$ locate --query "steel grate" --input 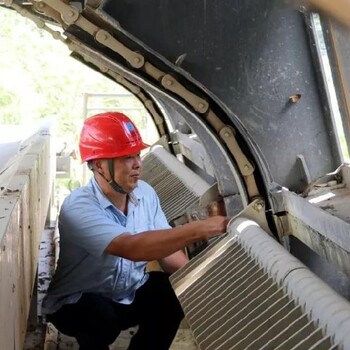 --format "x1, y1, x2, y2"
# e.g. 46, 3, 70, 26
171, 218, 350, 349
142, 146, 213, 222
